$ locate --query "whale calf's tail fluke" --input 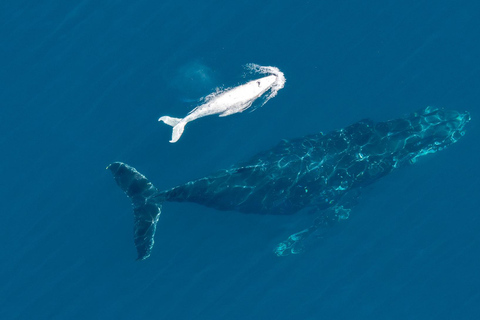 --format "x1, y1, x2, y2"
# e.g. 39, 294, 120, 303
107, 162, 164, 260
158, 116, 187, 143
159, 116, 181, 127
